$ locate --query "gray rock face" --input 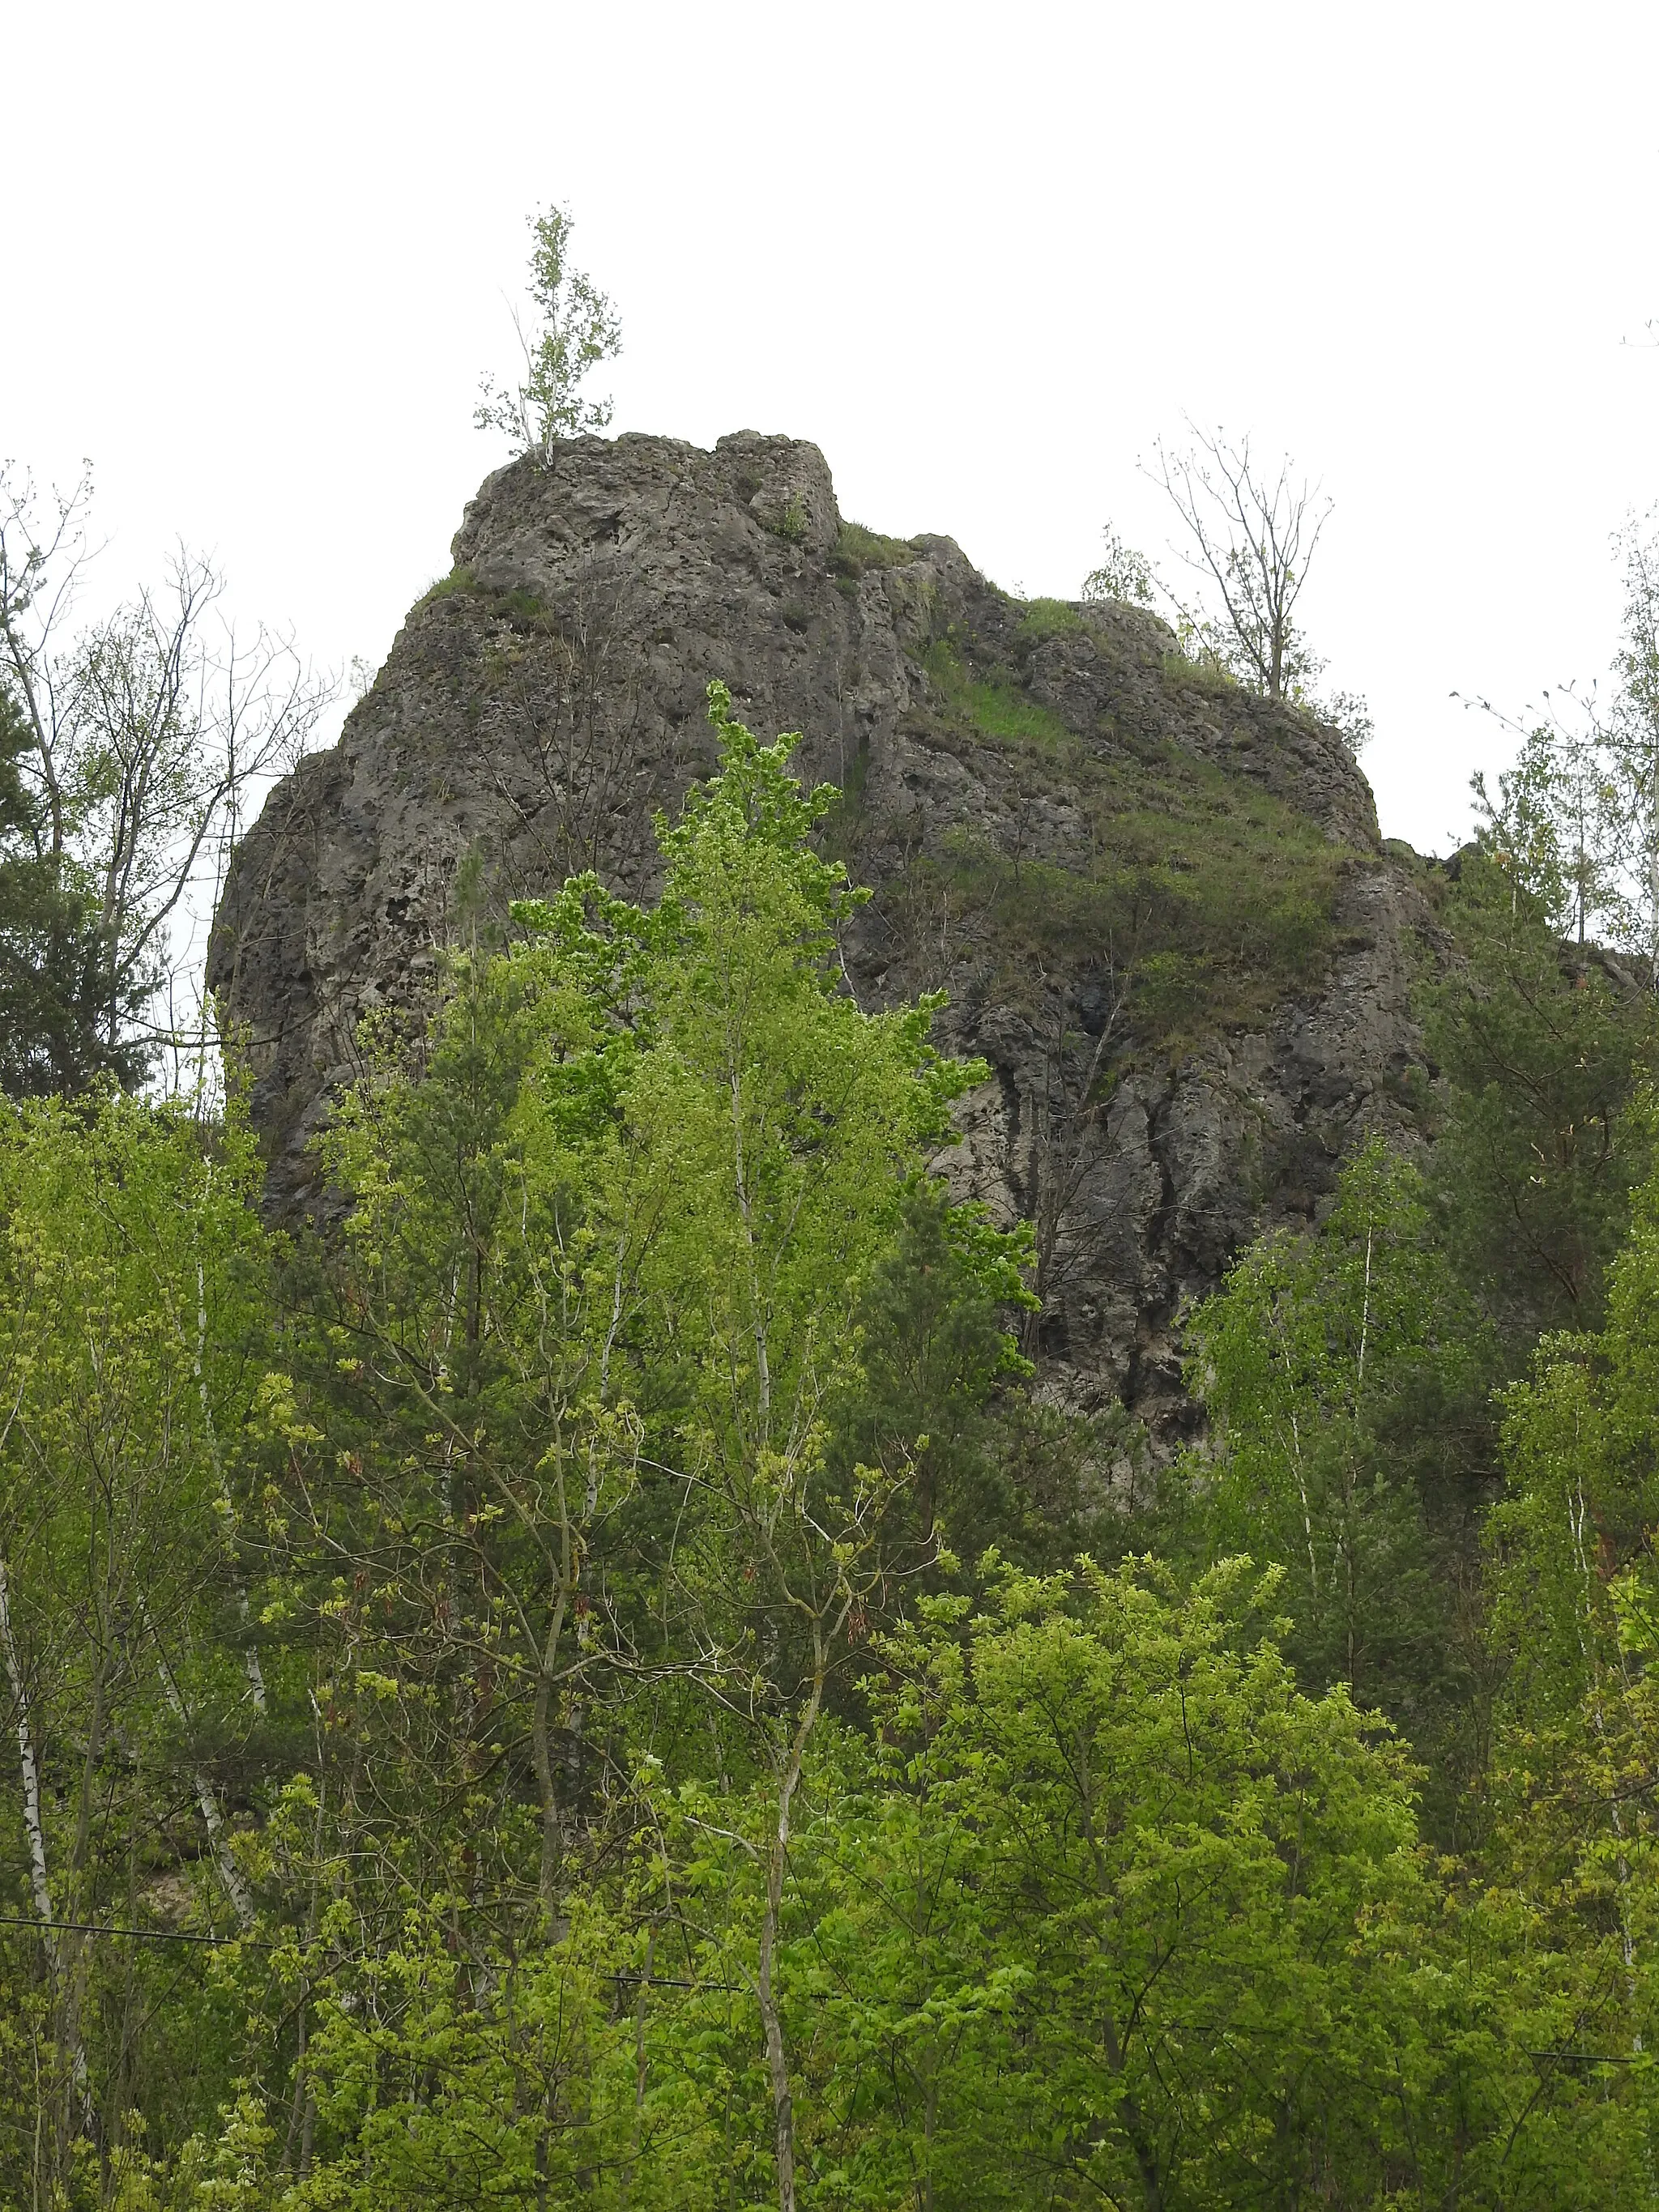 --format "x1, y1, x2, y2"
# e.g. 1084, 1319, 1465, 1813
211, 430, 1435, 1446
